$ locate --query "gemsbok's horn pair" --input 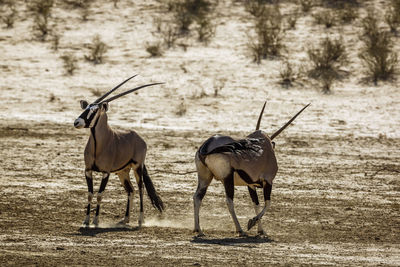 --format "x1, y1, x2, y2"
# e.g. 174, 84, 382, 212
74, 75, 164, 227
74, 75, 309, 236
